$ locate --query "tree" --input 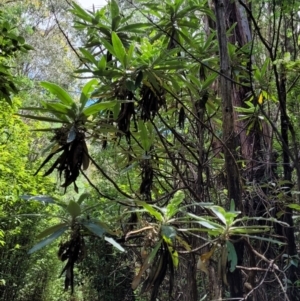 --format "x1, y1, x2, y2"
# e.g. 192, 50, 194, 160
9, 0, 300, 300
